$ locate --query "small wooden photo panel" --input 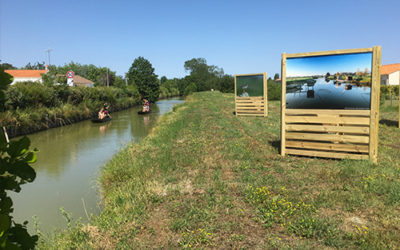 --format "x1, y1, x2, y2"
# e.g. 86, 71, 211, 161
234, 73, 267, 117
281, 47, 381, 162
